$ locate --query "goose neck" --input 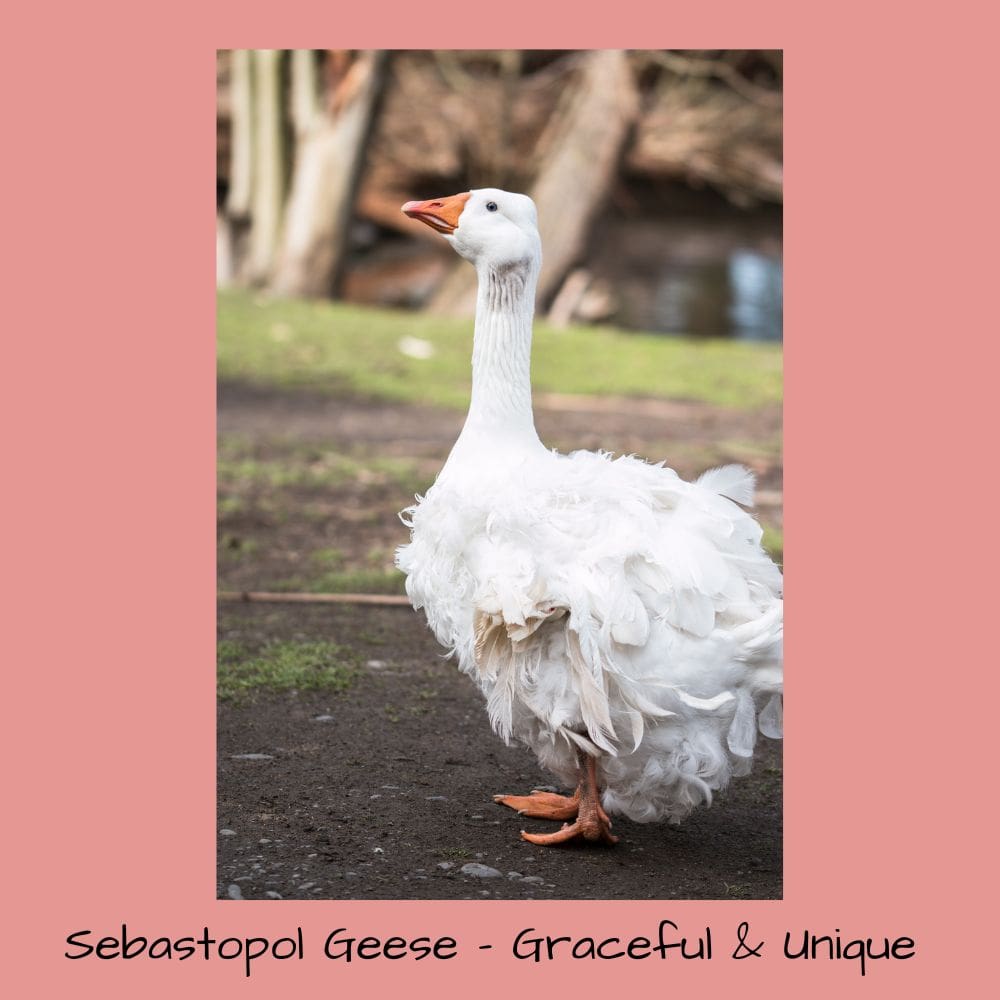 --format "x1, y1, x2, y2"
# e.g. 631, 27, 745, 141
466, 261, 539, 437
